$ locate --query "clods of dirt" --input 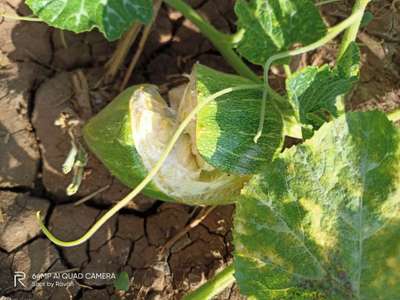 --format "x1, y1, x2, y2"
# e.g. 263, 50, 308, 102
0, 191, 50, 252
32, 72, 127, 203
0, 63, 47, 188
